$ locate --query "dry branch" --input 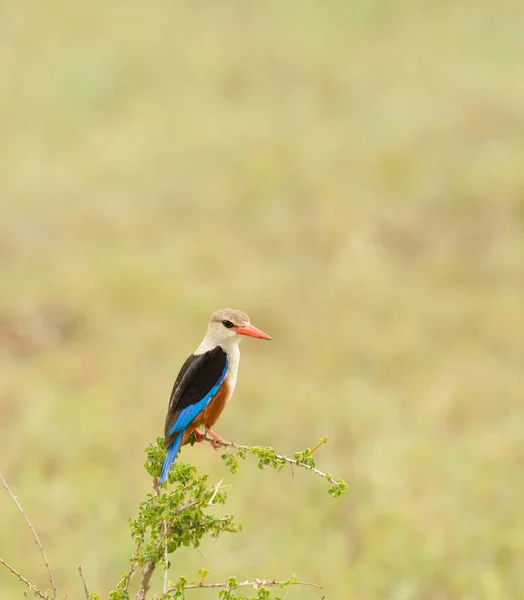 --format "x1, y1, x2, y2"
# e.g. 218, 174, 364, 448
78, 565, 90, 599
0, 557, 49, 600
0, 472, 57, 598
